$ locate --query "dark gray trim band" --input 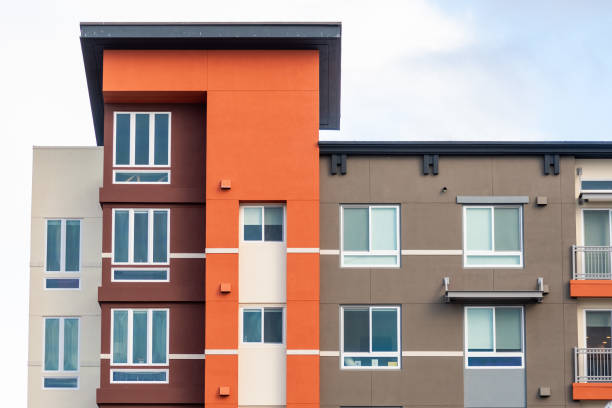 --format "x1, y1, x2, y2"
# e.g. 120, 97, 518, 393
456, 196, 529, 204
444, 290, 544, 303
